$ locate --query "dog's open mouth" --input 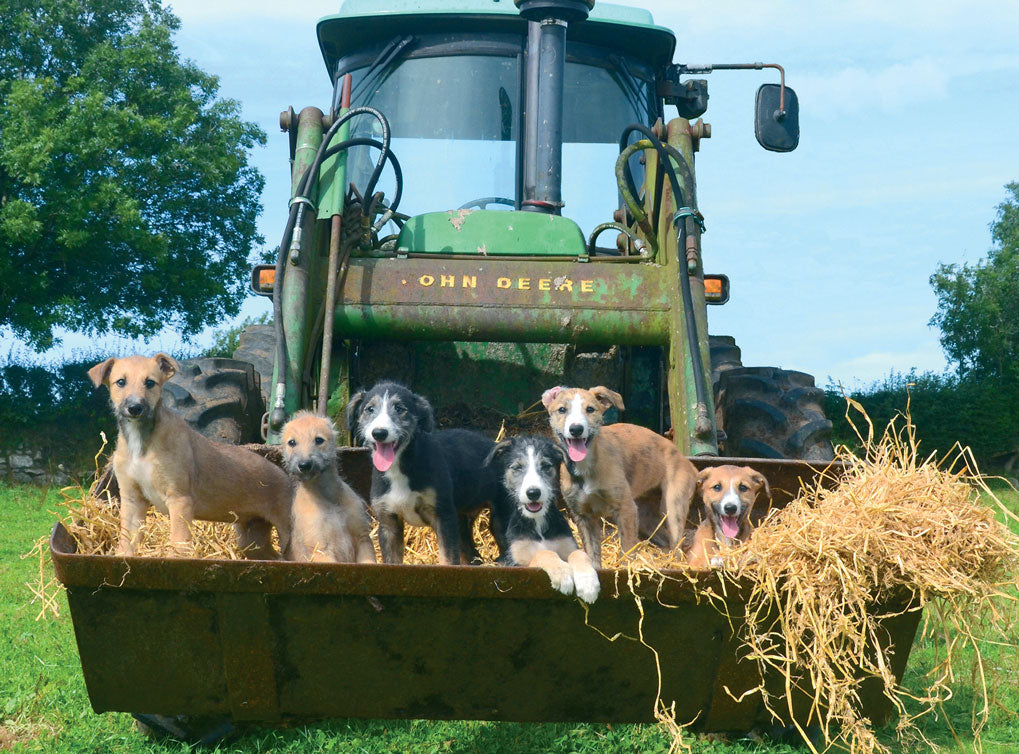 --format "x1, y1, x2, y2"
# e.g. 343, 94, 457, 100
565, 437, 588, 462
372, 441, 399, 472
719, 514, 740, 539
525, 501, 543, 513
